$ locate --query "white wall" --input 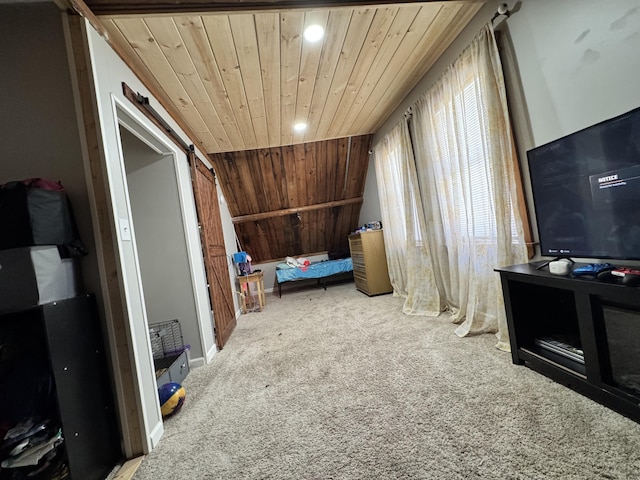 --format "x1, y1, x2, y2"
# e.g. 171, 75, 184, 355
0, 3, 101, 298
370, 0, 640, 261
358, 153, 382, 228
506, 0, 640, 147
217, 187, 244, 319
